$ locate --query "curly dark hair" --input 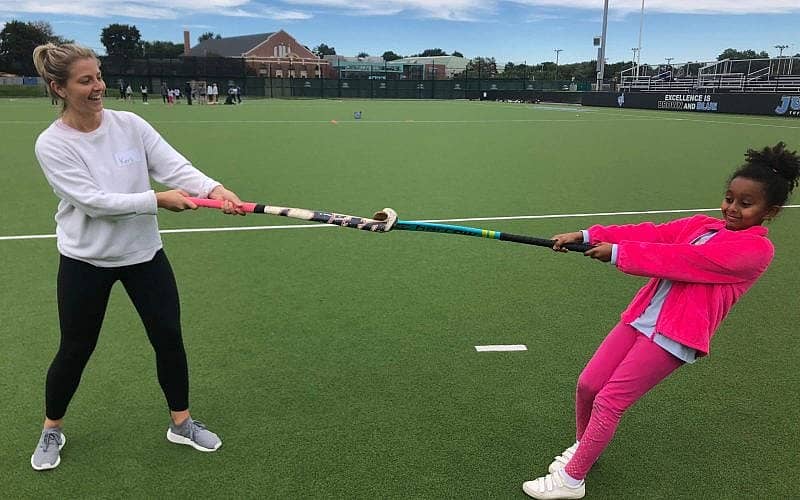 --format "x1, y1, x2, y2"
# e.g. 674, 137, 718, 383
729, 142, 800, 208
